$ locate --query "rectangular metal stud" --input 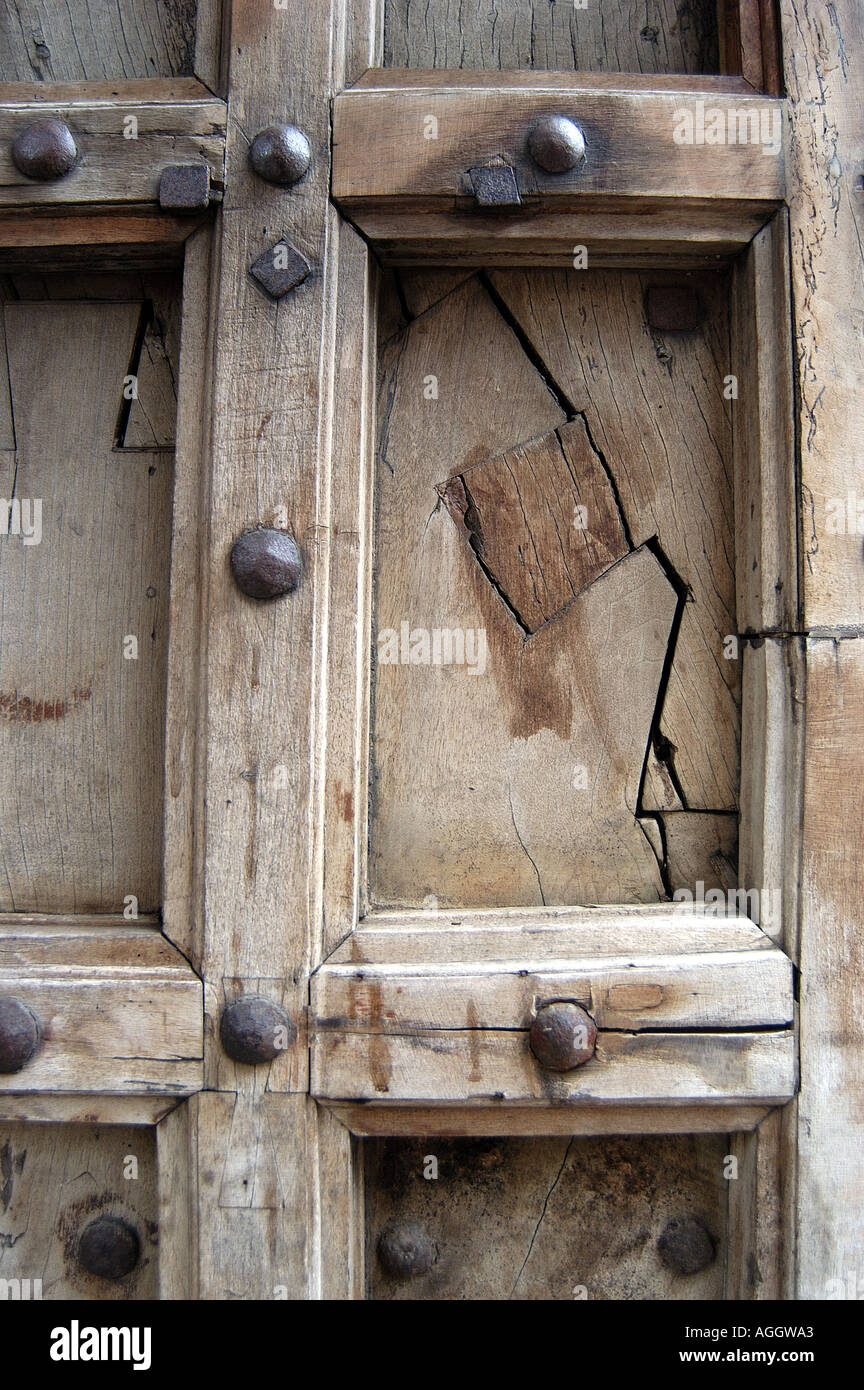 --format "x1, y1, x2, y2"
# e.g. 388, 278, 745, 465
468, 163, 521, 207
